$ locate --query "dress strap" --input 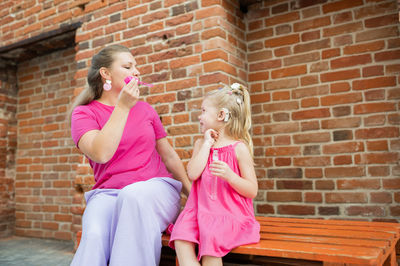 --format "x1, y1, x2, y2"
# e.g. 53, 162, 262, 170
232, 141, 242, 148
